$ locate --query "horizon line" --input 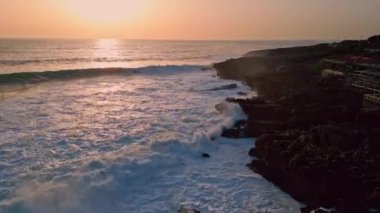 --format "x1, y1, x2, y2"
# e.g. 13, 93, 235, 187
0, 36, 343, 42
